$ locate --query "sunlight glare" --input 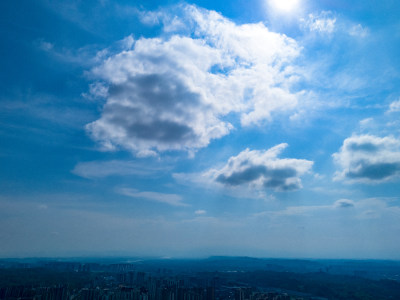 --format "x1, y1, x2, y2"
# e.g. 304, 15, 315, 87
269, 0, 301, 13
